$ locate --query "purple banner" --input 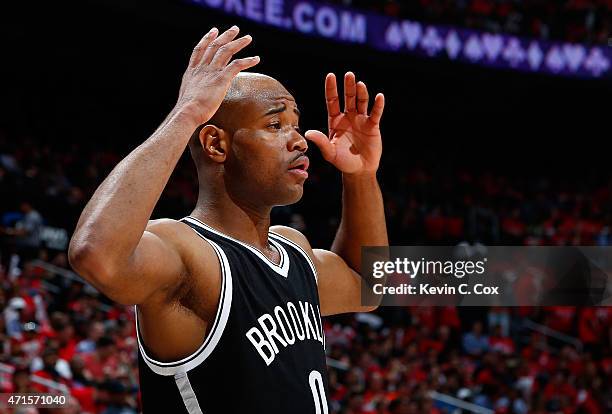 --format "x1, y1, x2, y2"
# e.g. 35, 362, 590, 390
186, 0, 611, 78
